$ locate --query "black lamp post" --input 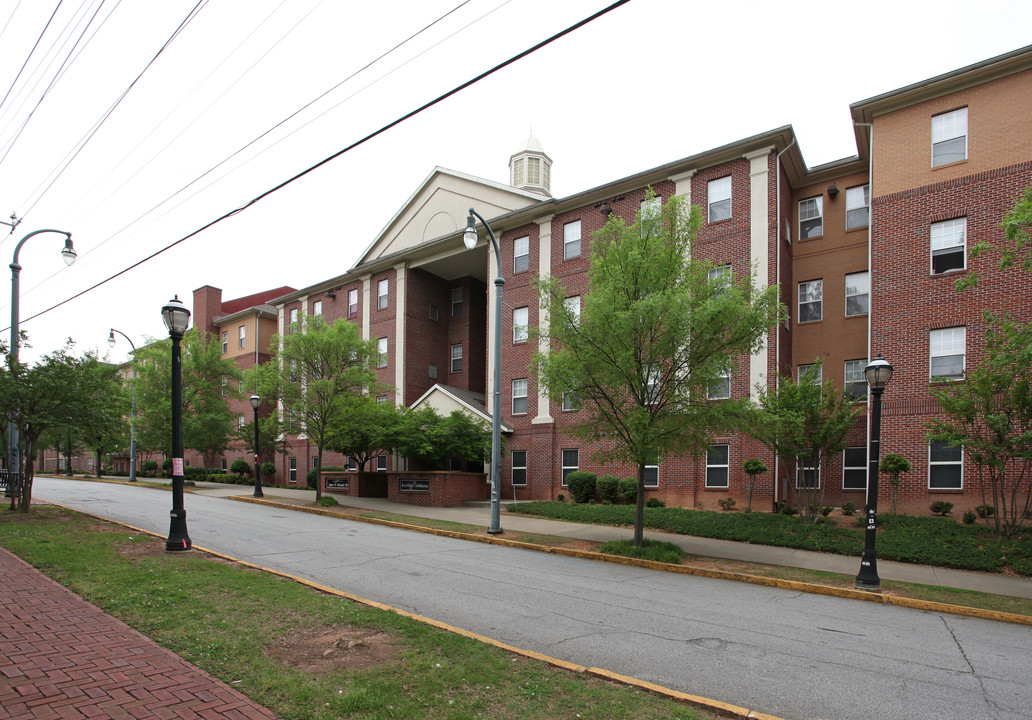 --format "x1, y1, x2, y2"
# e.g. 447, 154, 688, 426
464, 208, 503, 535
162, 295, 192, 552
108, 329, 137, 482
856, 354, 893, 591
250, 394, 263, 498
